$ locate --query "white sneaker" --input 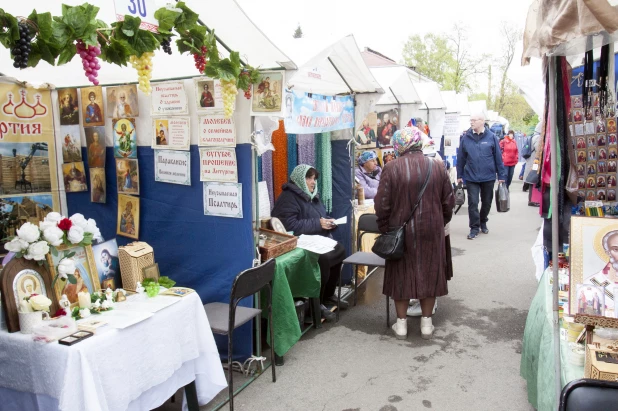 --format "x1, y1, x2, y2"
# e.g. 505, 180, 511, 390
392, 318, 407, 340
420, 316, 434, 340
407, 300, 438, 317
